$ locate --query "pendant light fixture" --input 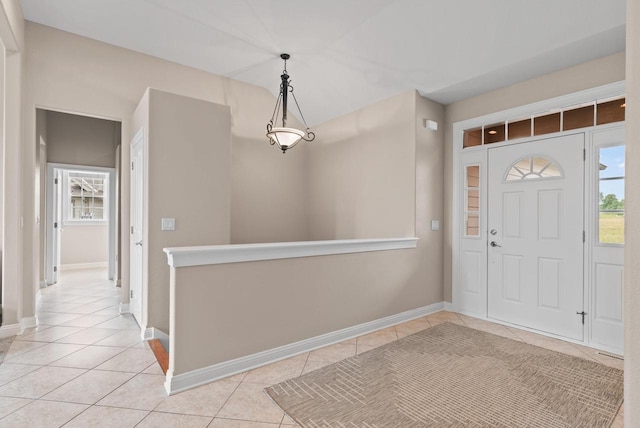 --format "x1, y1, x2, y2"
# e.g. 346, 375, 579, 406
266, 54, 315, 153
